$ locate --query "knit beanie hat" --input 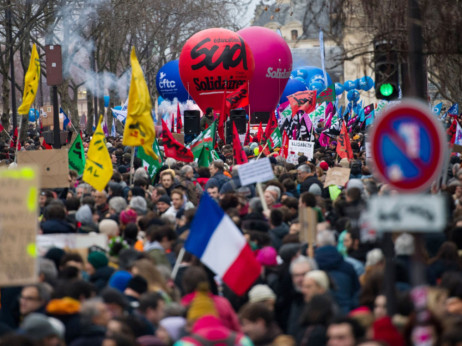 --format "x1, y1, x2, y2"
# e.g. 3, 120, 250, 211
248, 284, 276, 303
109, 270, 133, 292
187, 283, 218, 322
129, 196, 147, 215
120, 209, 138, 225
319, 161, 329, 171
87, 251, 108, 269
256, 246, 278, 266
99, 219, 120, 238
127, 275, 148, 295
159, 316, 187, 341
157, 195, 171, 205
76, 204, 93, 225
